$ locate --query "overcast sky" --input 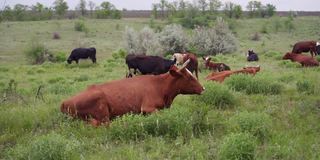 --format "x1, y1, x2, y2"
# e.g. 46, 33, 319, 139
2, 0, 320, 11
